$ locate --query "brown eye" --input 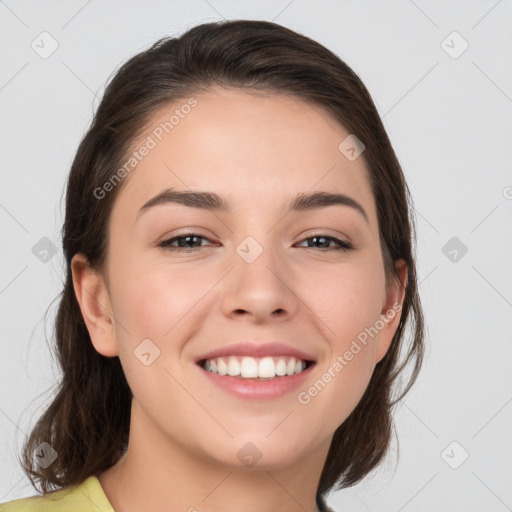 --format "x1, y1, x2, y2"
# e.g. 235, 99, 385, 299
159, 233, 213, 252
296, 235, 353, 252
158, 233, 354, 253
